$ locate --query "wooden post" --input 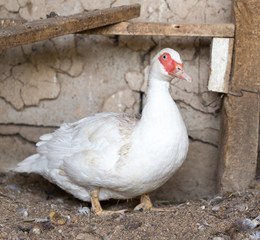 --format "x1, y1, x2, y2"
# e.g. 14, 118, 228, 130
218, 0, 260, 192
